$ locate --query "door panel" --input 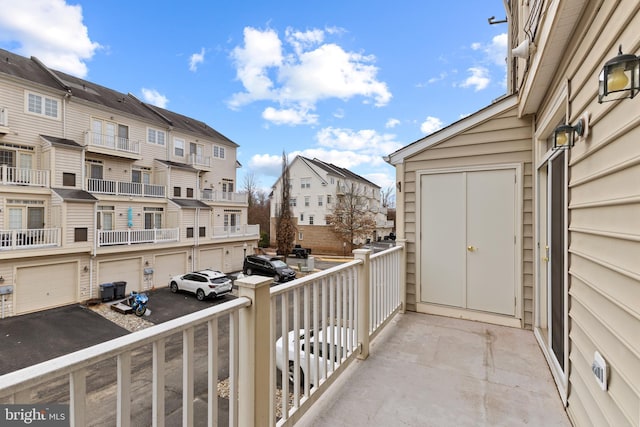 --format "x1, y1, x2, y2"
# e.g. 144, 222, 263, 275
550, 151, 565, 369
467, 169, 515, 315
420, 173, 466, 307
16, 263, 77, 314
